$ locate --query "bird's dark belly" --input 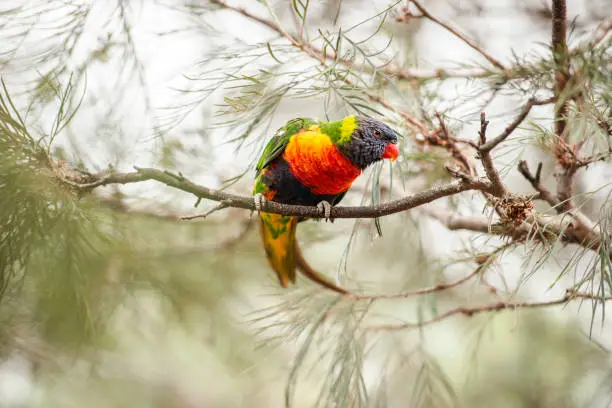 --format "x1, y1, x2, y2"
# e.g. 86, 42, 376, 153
263, 158, 345, 206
